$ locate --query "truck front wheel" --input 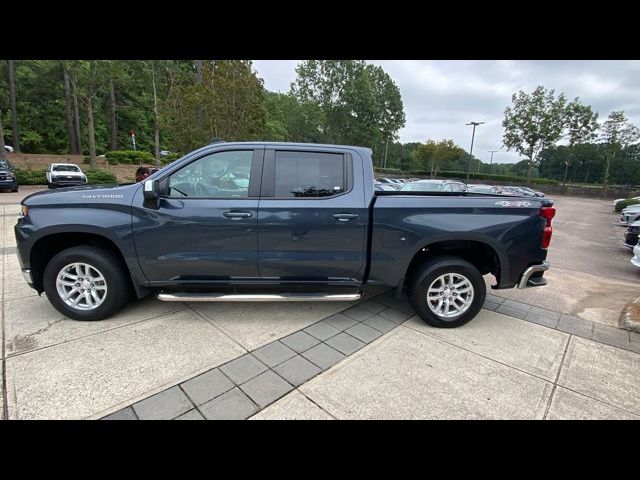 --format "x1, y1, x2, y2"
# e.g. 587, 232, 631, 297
408, 255, 486, 328
43, 246, 131, 321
